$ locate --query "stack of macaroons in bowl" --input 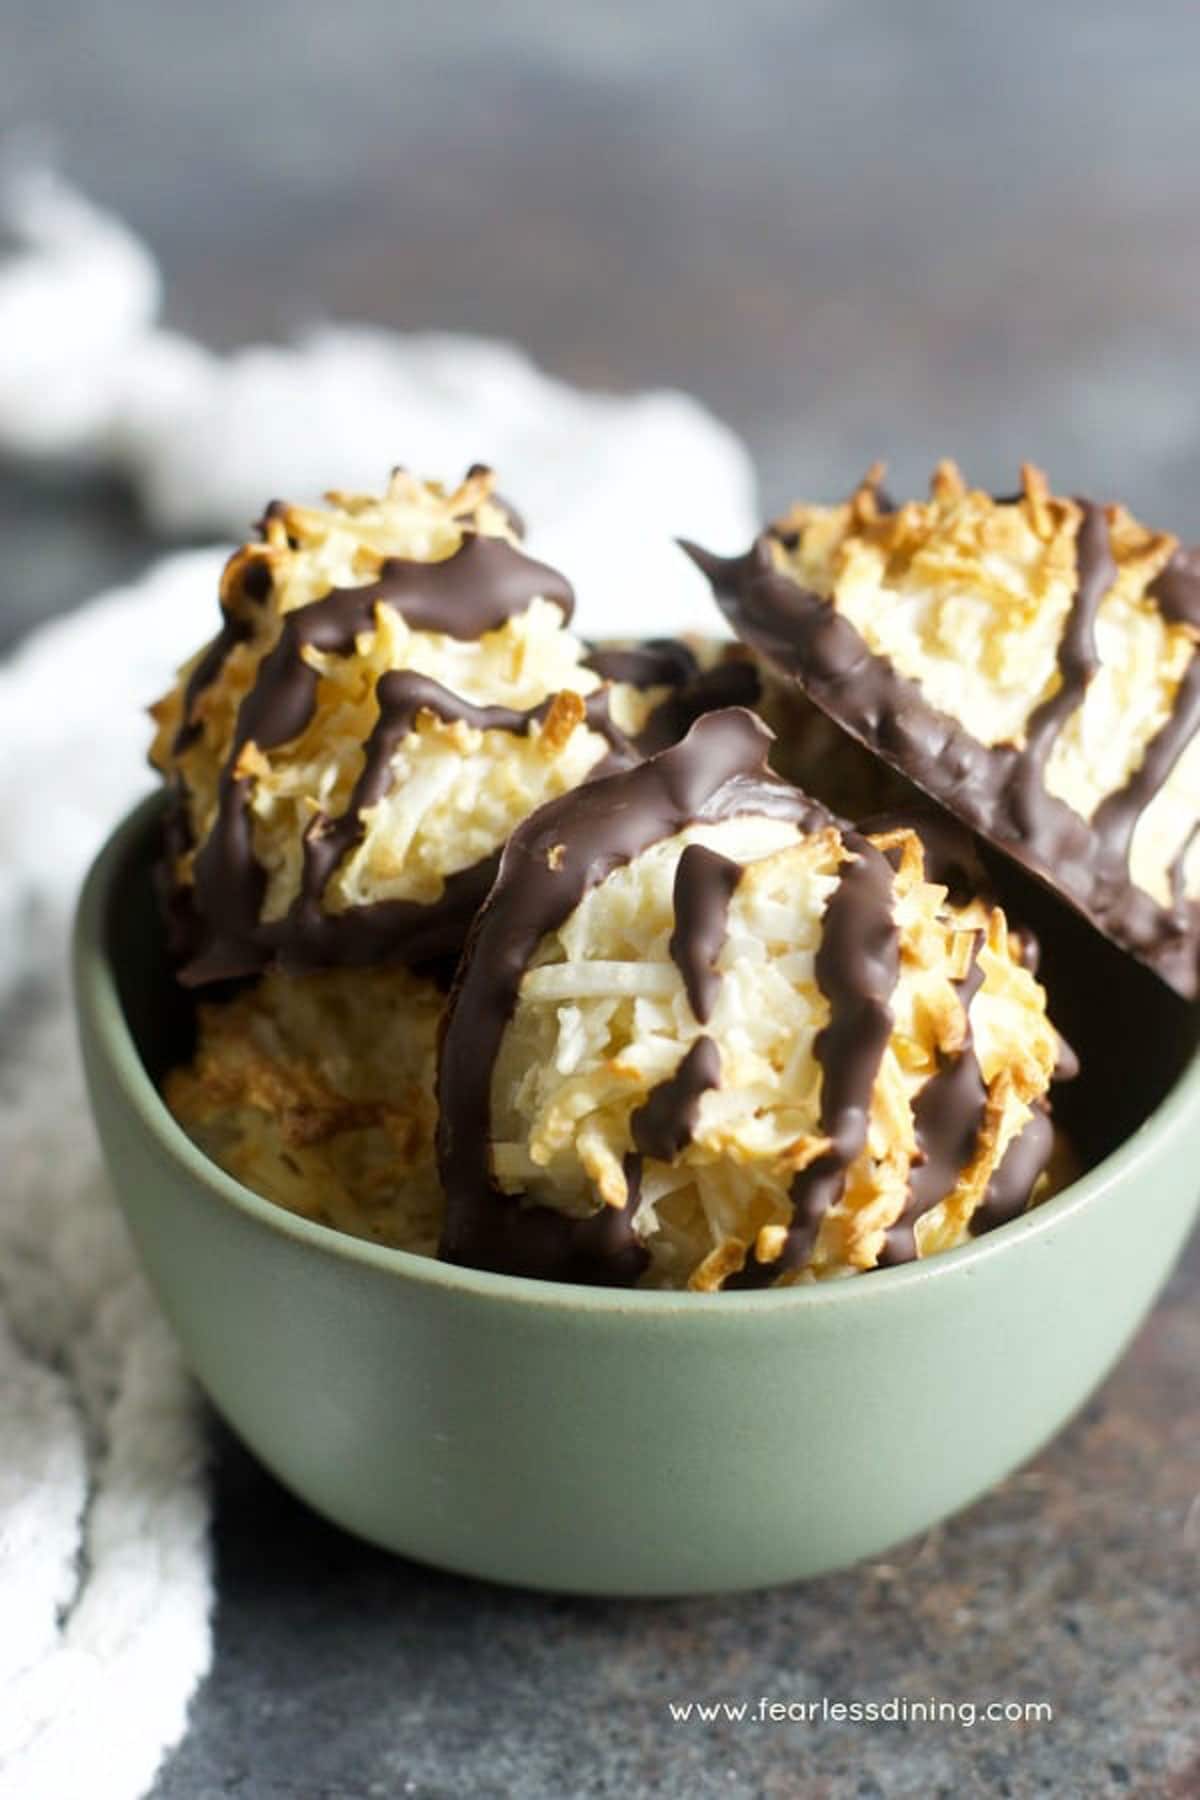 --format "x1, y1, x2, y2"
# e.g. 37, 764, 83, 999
157, 459, 1200, 1289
